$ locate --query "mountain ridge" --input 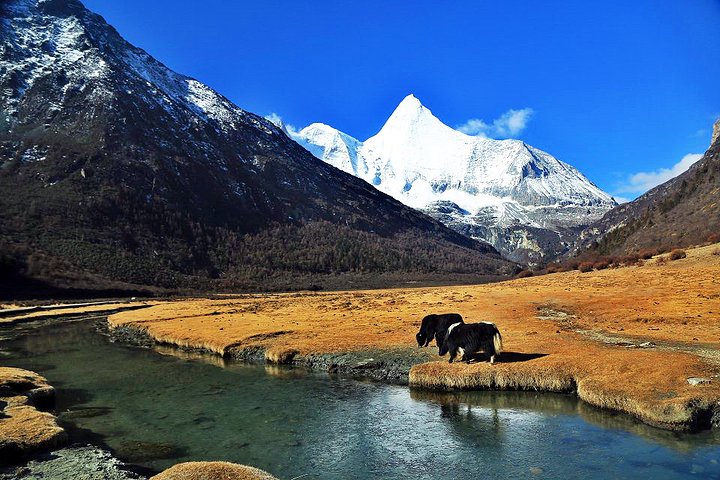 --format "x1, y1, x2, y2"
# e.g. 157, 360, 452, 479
574, 122, 720, 256
0, 0, 515, 296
